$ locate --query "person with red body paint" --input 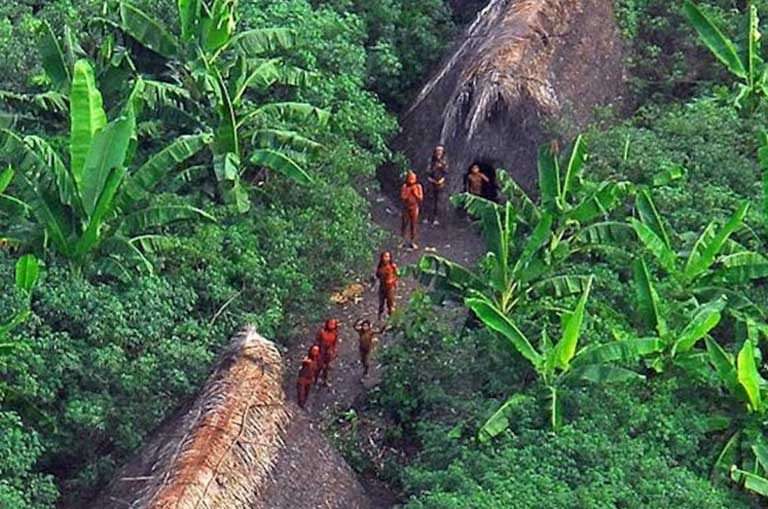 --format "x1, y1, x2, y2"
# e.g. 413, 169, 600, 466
376, 251, 398, 322
315, 319, 340, 386
400, 171, 424, 249
296, 354, 317, 408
